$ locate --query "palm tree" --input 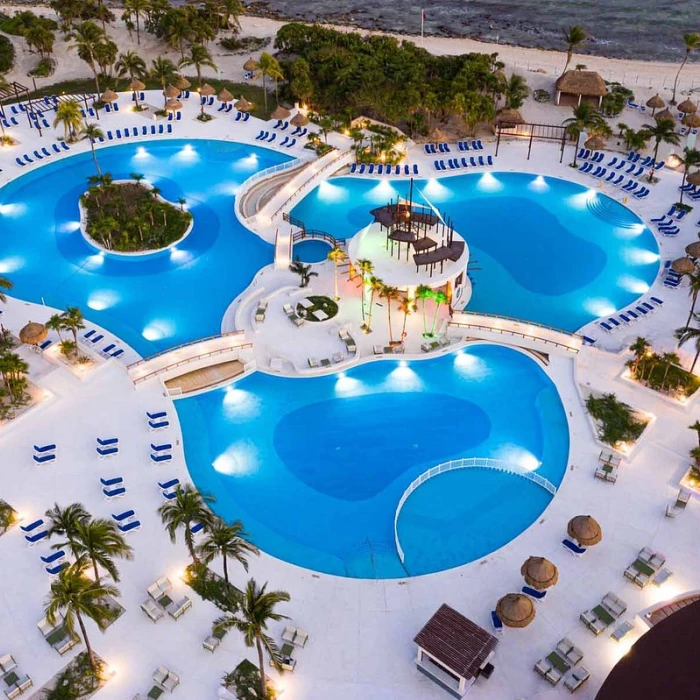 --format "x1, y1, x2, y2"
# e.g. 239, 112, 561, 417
678, 148, 700, 204
0, 276, 12, 304
252, 52, 284, 113
45, 313, 65, 341
415, 284, 434, 337
69, 21, 105, 95
115, 50, 147, 106
327, 246, 347, 300
562, 102, 606, 166
672, 33, 700, 105
379, 284, 401, 343
641, 118, 681, 181
61, 306, 85, 345
196, 518, 259, 585
214, 579, 290, 700
123, 0, 150, 45
660, 351, 681, 391
218, 0, 244, 30
44, 563, 119, 674
163, 11, 191, 60
688, 420, 700, 447
45, 502, 91, 540
355, 258, 374, 321
53, 100, 83, 142
675, 314, 700, 373
430, 290, 448, 336
364, 276, 383, 333
503, 74, 529, 110
81, 123, 104, 175
157, 485, 215, 563
288, 259, 317, 288
179, 44, 217, 87
150, 57, 178, 106
58, 518, 133, 583
398, 295, 417, 340
684, 269, 700, 330
563, 25, 587, 74
628, 336, 650, 376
